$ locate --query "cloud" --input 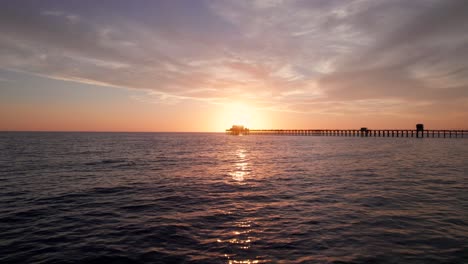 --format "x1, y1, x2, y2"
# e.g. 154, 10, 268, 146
0, 0, 467, 118
315, 0, 468, 119
41, 9, 80, 23
0, 76, 13, 83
